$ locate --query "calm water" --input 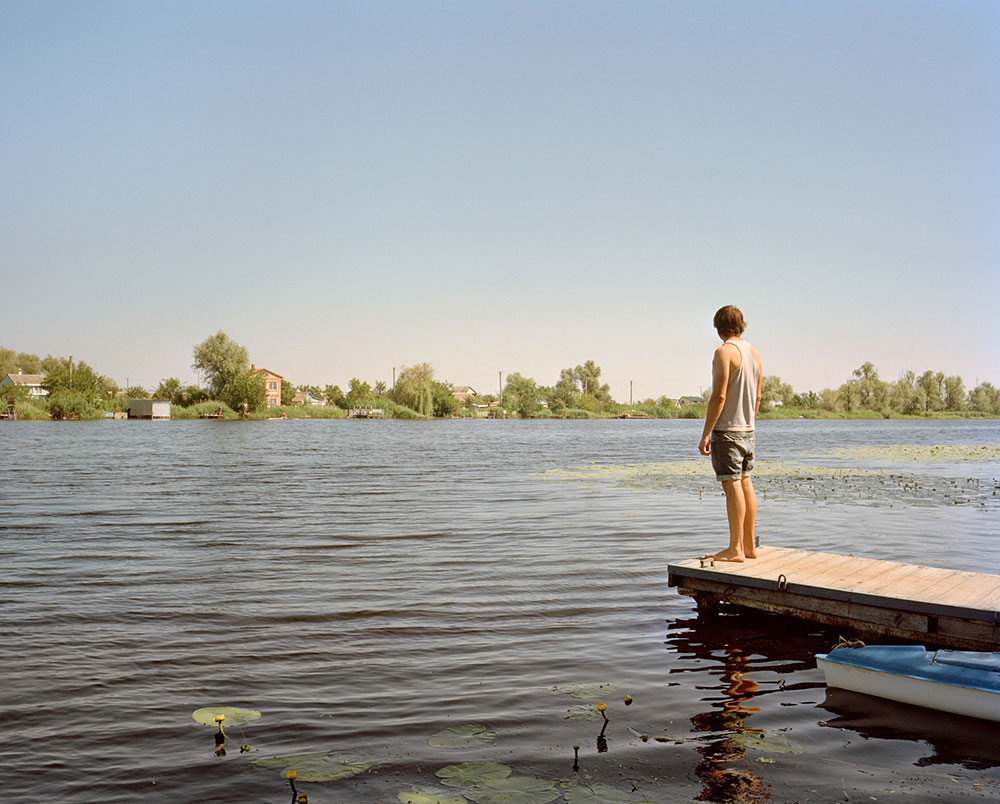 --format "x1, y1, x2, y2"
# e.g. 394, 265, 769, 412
1, 419, 998, 803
